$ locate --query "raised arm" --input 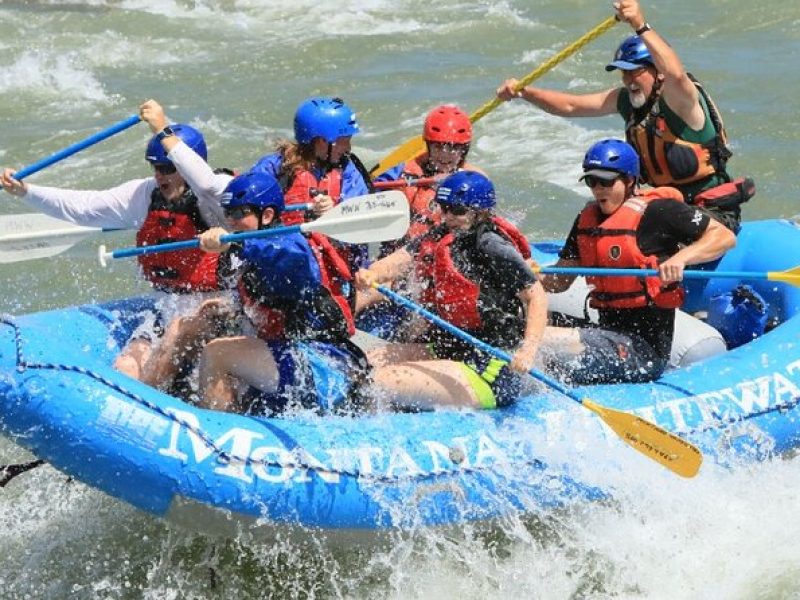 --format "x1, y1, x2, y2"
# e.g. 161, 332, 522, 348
614, 0, 704, 130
